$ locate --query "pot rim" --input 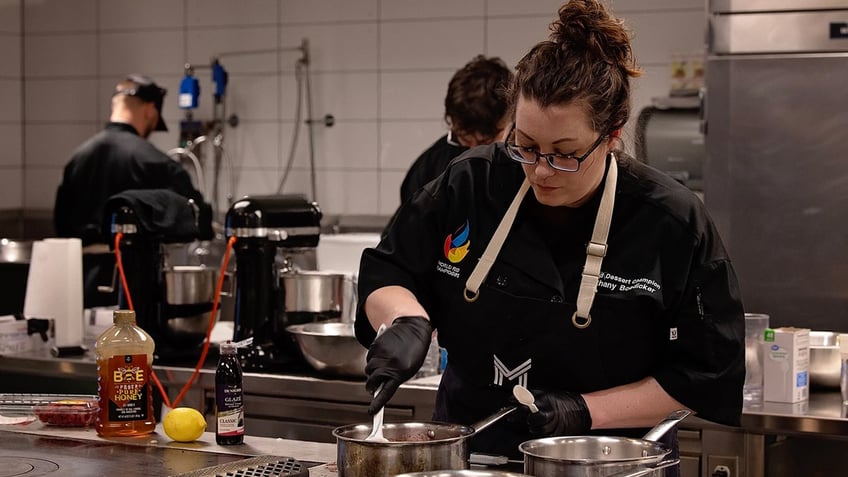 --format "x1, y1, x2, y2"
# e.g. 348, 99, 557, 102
519, 435, 671, 465
333, 421, 474, 446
